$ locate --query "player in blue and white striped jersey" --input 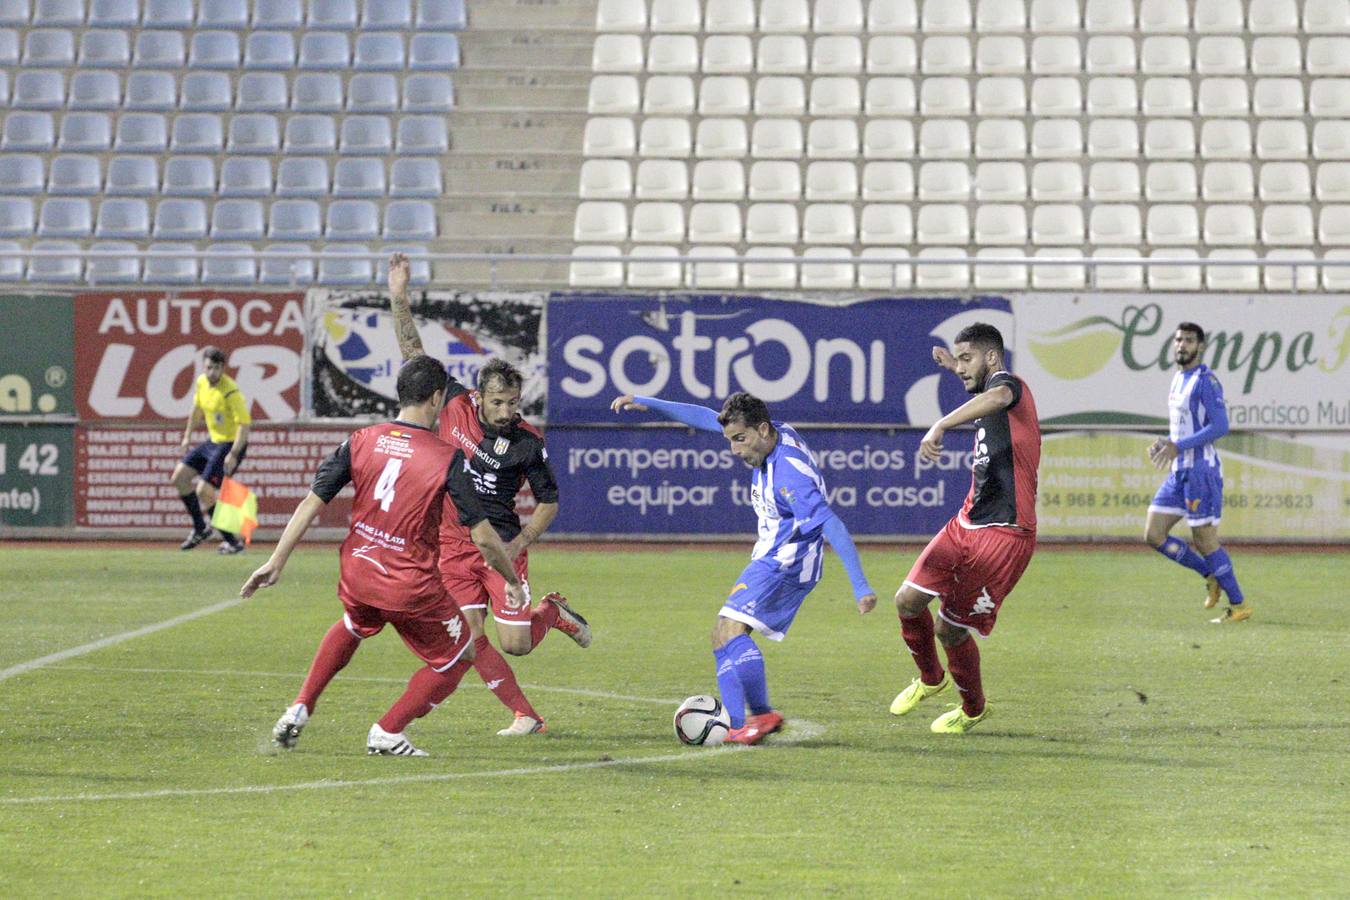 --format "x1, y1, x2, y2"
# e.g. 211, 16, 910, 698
611, 391, 877, 744
1144, 322, 1250, 623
